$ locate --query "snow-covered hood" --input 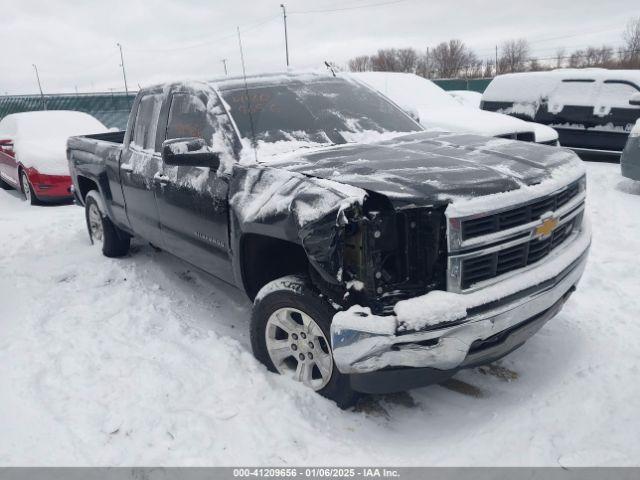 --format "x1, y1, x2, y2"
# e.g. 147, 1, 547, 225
417, 106, 535, 137
15, 138, 71, 176
271, 131, 582, 208
527, 122, 558, 143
